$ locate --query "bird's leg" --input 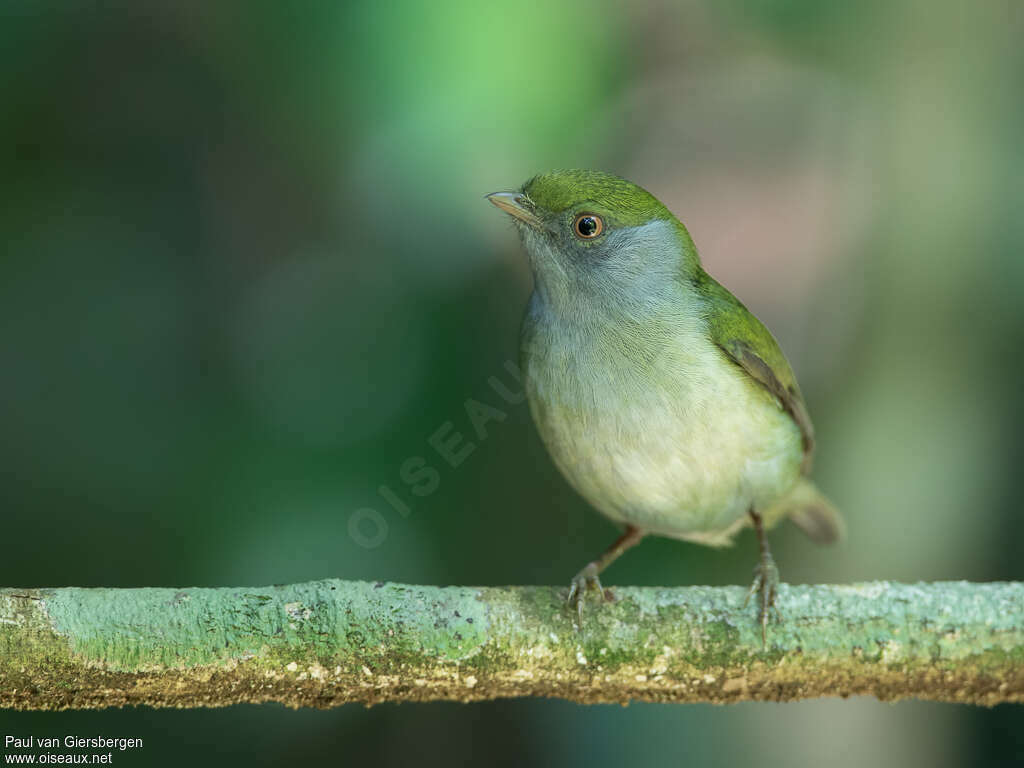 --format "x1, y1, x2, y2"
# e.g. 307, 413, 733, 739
745, 508, 780, 645
568, 525, 644, 623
